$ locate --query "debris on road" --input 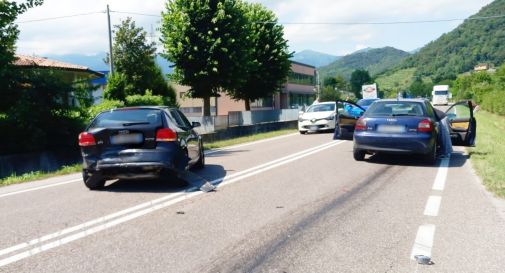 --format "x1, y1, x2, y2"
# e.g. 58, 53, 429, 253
414, 255, 434, 265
